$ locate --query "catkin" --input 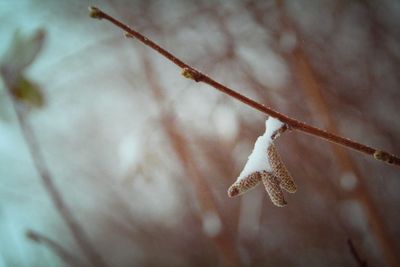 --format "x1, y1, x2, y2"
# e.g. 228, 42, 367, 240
267, 144, 297, 193
261, 171, 287, 207
228, 172, 262, 197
